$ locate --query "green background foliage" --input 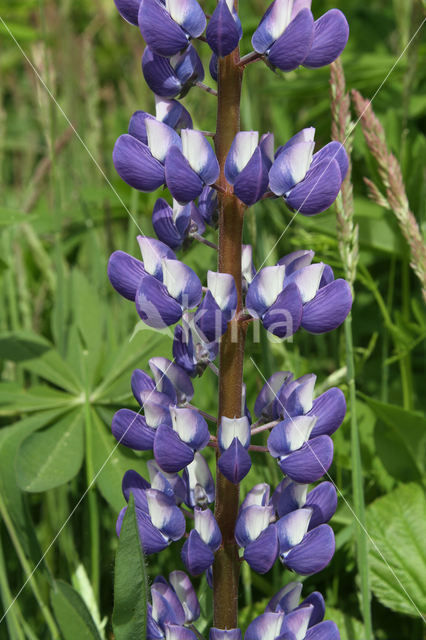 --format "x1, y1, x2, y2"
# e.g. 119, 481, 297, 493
0, 0, 424, 638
